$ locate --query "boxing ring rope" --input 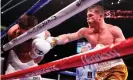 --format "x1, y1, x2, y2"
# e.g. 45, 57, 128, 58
2, 0, 101, 52
59, 71, 76, 76
1, 0, 52, 39
58, 71, 76, 80
1, 37, 133, 80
